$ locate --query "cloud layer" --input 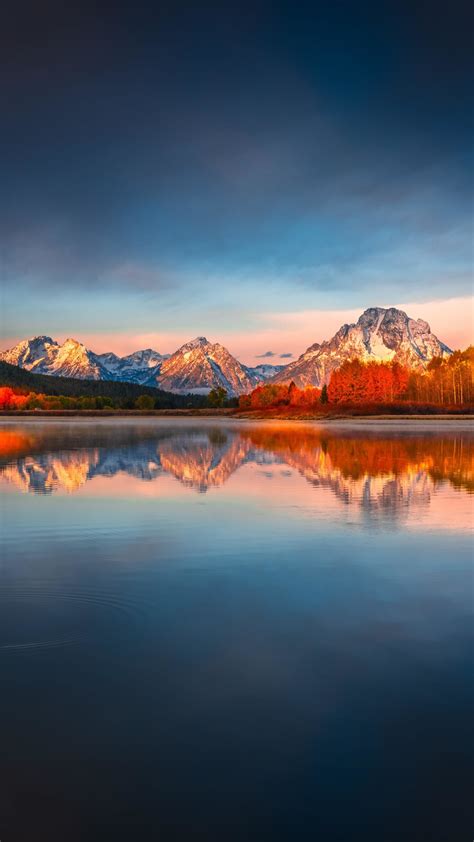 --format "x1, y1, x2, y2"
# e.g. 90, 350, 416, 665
1, 1, 472, 354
